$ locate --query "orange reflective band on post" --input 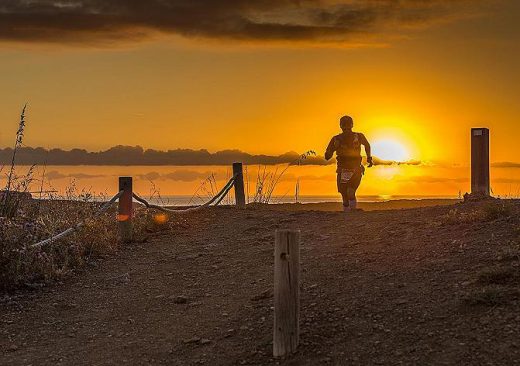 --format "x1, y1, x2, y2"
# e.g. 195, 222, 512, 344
153, 213, 168, 225
118, 176, 133, 243
117, 214, 130, 222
